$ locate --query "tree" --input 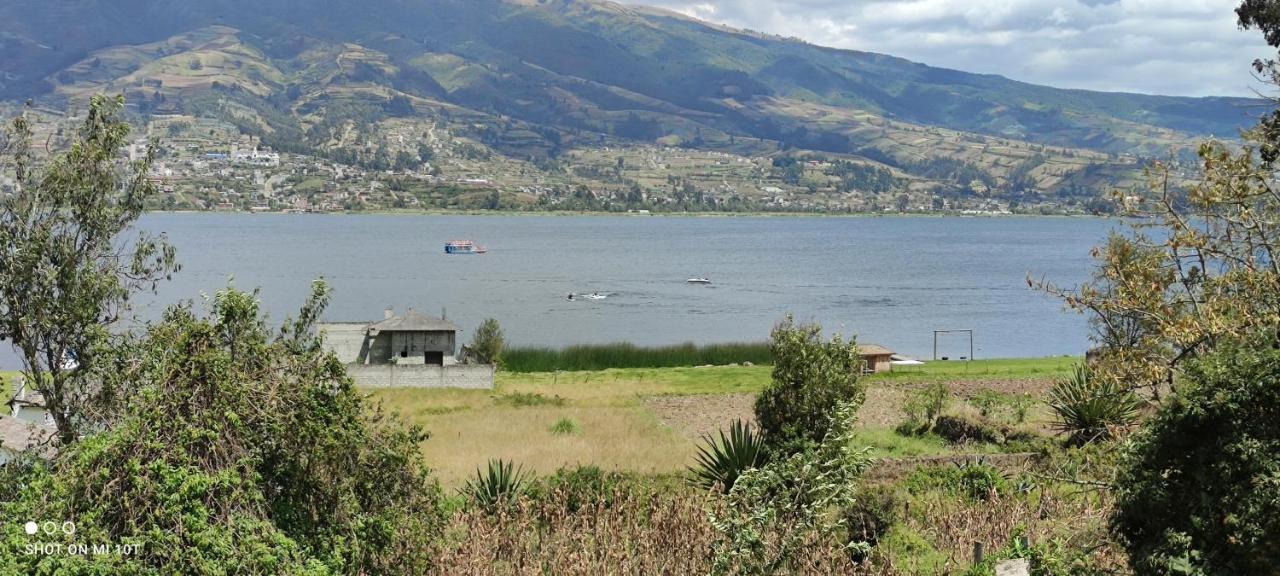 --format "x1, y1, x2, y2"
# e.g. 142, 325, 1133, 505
0, 95, 178, 445
1111, 343, 1280, 575
753, 317, 865, 454
0, 281, 443, 574
469, 317, 504, 366
1035, 1, 1280, 399
710, 401, 872, 574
